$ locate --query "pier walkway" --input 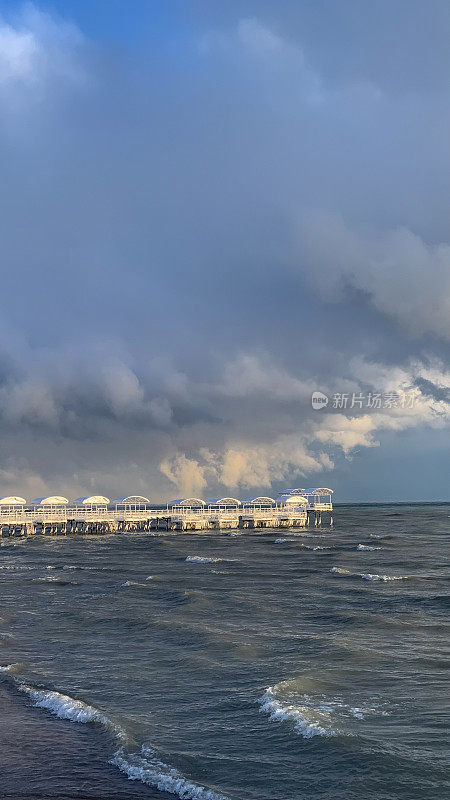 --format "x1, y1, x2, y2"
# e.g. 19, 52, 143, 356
0, 489, 333, 536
